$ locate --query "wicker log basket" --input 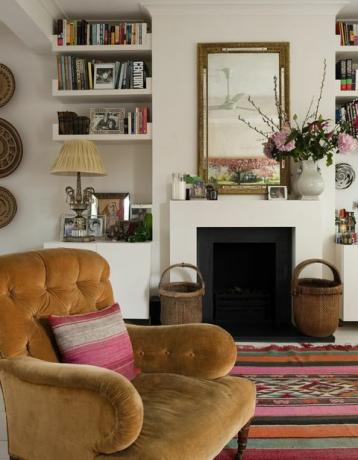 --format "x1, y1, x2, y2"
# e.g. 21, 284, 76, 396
159, 263, 205, 325
292, 259, 343, 337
